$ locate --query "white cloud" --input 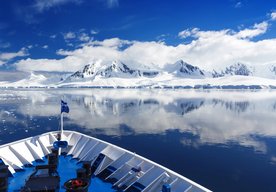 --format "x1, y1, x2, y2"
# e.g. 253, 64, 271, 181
235, 1, 243, 8
0, 48, 28, 60
90, 30, 99, 35
17, 42, 122, 72
0, 42, 11, 49
156, 34, 169, 41
271, 156, 276, 164
0, 71, 28, 82
62, 31, 94, 45
271, 11, 276, 21
14, 0, 81, 24
63, 32, 76, 40
33, 0, 81, 12
42, 45, 49, 49
15, 33, 276, 72
50, 34, 57, 39
91, 38, 131, 48
79, 33, 90, 42
178, 28, 200, 39
235, 21, 269, 39
0, 48, 29, 66
178, 29, 191, 39
104, 0, 119, 8
179, 22, 268, 40
13, 17, 276, 73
